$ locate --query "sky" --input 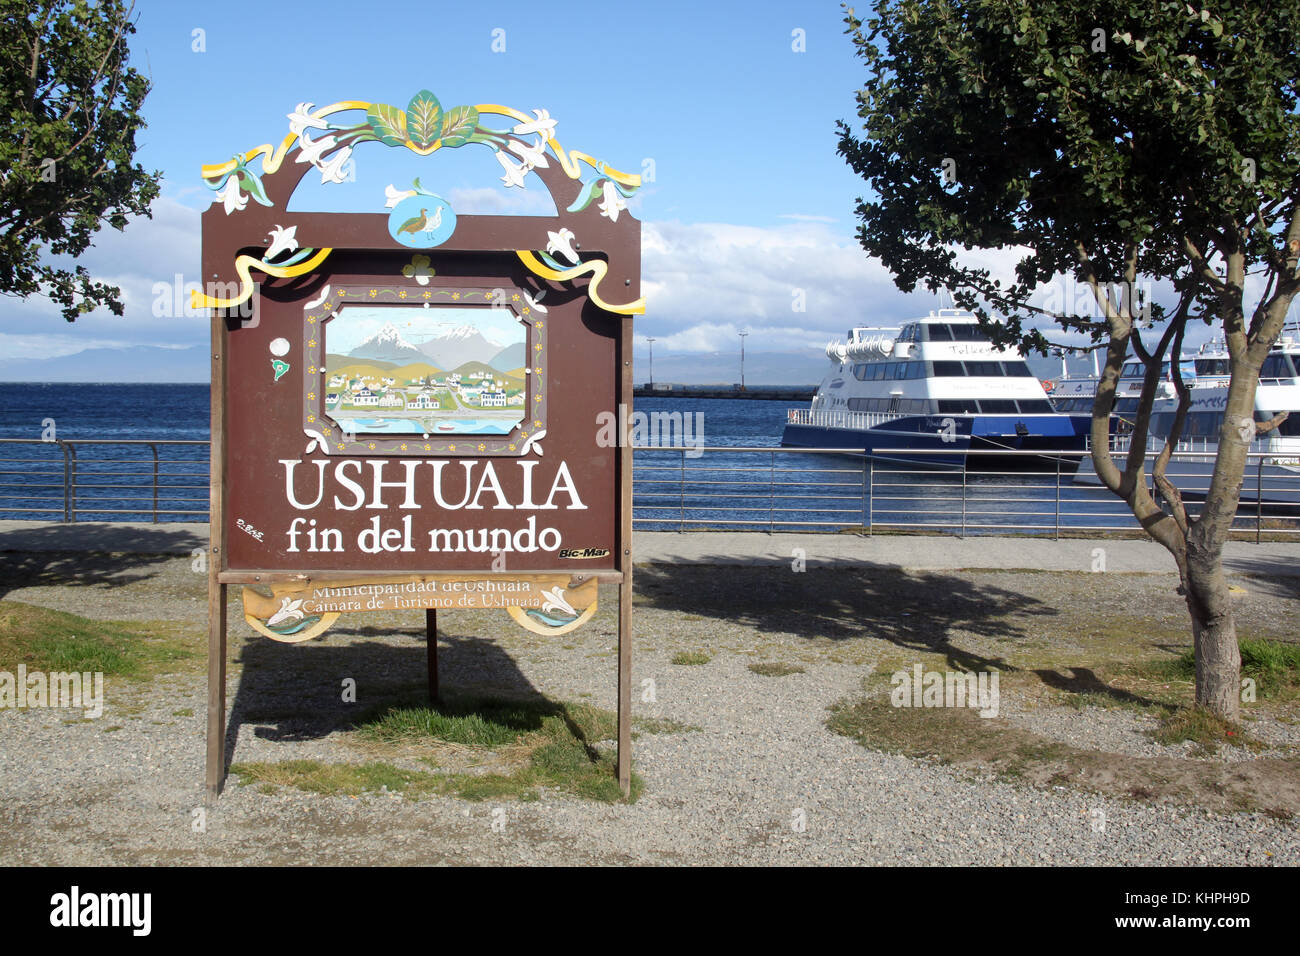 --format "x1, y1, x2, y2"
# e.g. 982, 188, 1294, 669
4, 0, 1289, 383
